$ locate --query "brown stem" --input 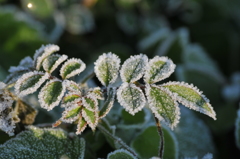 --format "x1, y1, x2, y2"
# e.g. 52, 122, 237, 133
155, 117, 164, 159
